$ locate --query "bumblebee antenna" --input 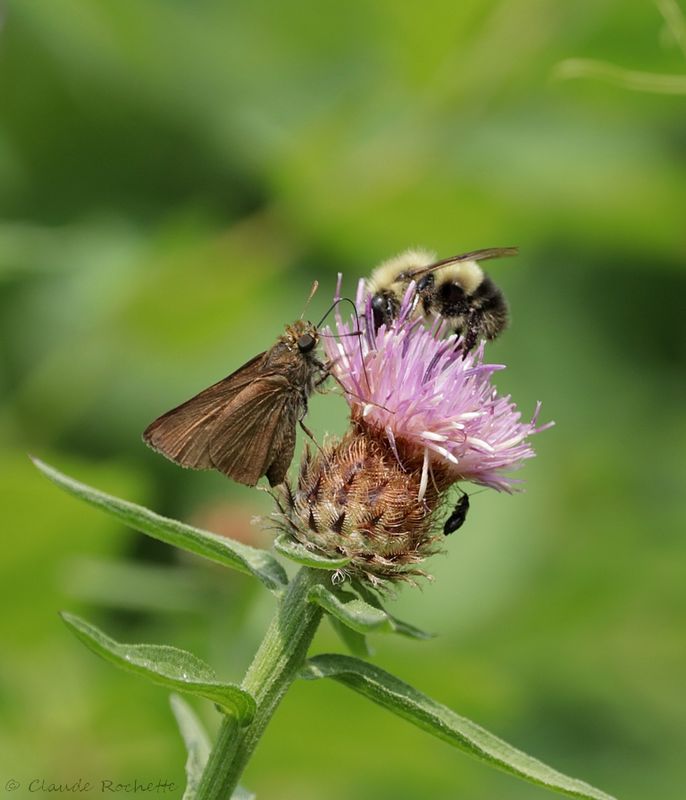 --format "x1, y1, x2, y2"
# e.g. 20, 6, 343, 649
404, 247, 519, 280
